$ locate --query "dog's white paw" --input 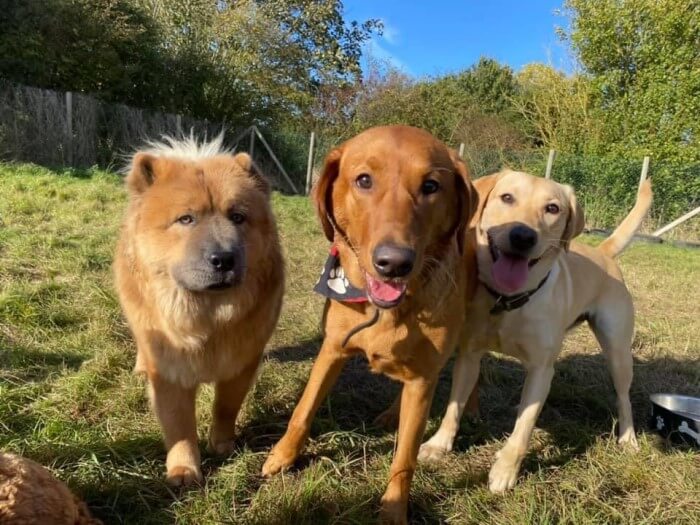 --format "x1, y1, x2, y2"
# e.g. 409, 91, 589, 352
488, 454, 520, 493
618, 431, 639, 451
166, 464, 202, 487
418, 437, 452, 463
